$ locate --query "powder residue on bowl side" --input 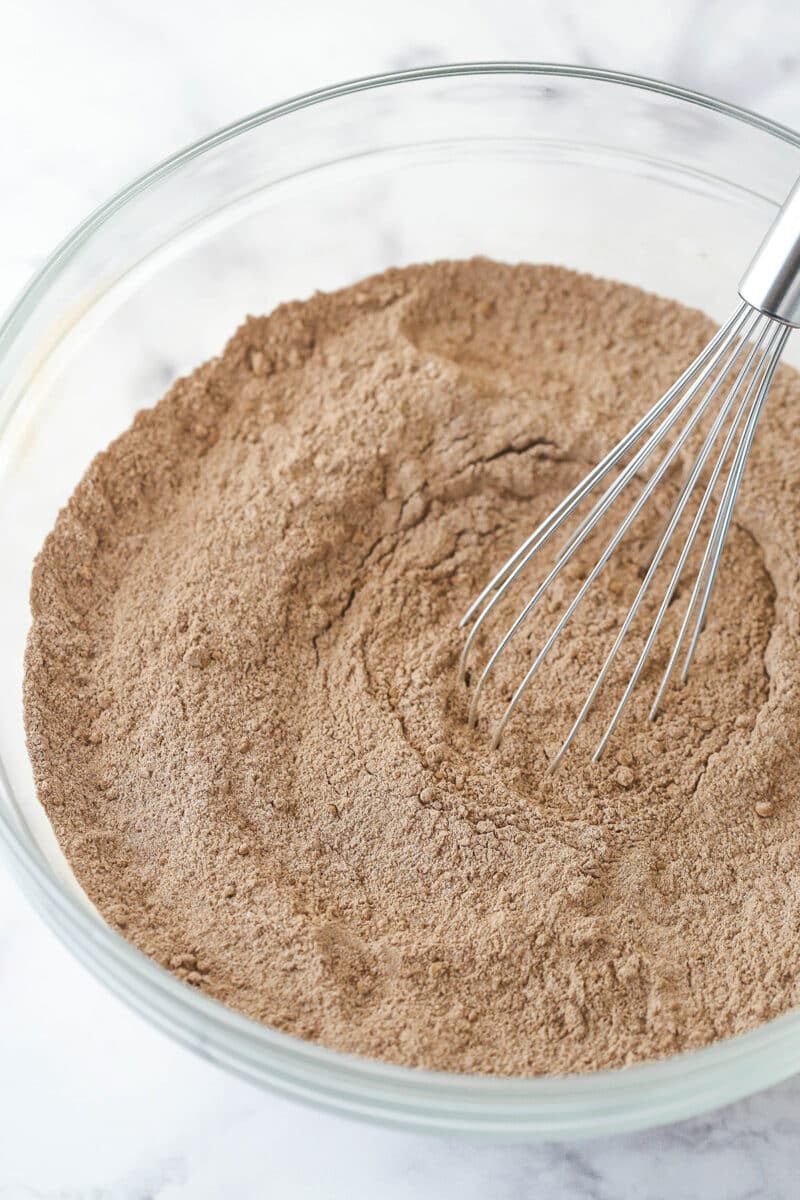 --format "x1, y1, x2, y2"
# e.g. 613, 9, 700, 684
23, 259, 800, 1074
